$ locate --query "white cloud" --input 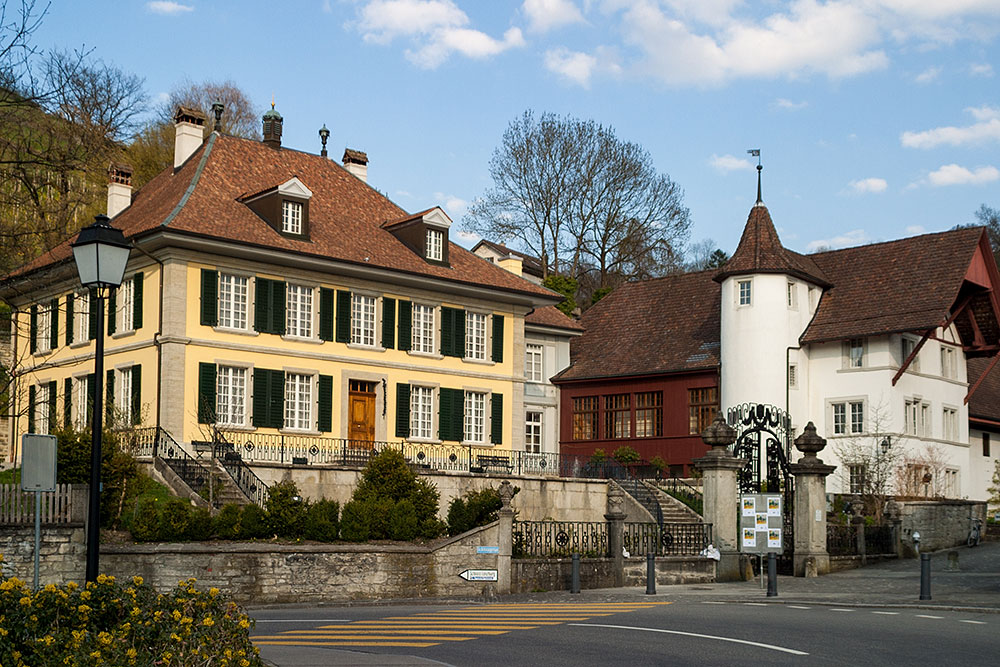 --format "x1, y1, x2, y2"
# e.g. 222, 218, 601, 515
523, 0, 584, 33
709, 153, 753, 172
901, 106, 1000, 148
454, 229, 481, 246
353, 1, 524, 67
914, 66, 940, 83
969, 63, 994, 77
435, 192, 468, 218
146, 1, 193, 14
927, 163, 1000, 186
806, 229, 870, 252
773, 98, 807, 110
848, 177, 888, 193
154, 91, 170, 105
905, 225, 926, 234
545, 48, 598, 86
322, 0, 333, 14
